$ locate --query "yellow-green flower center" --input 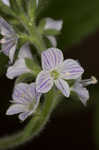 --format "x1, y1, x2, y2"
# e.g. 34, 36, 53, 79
50, 70, 59, 80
